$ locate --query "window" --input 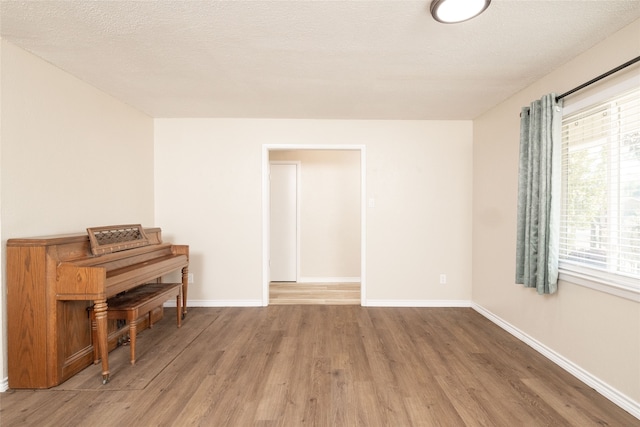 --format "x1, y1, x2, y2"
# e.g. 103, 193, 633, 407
559, 86, 640, 292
